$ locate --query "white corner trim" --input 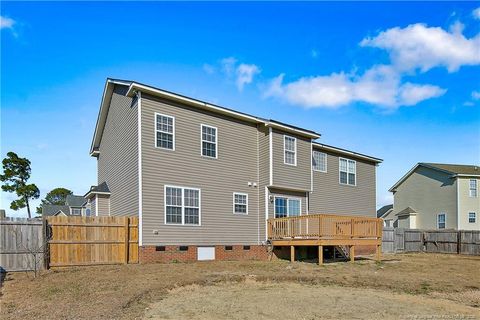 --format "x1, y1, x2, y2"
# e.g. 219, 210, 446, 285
456, 179, 460, 230
264, 186, 269, 241
95, 194, 99, 217
138, 91, 143, 246
310, 141, 313, 192
269, 127, 273, 186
